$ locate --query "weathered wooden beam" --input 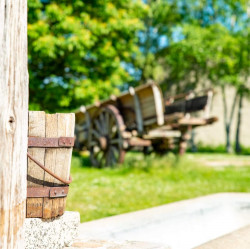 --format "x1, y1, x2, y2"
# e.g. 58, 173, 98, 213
151, 83, 165, 126
0, 0, 28, 247
127, 137, 152, 147
129, 87, 144, 135
164, 112, 184, 124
